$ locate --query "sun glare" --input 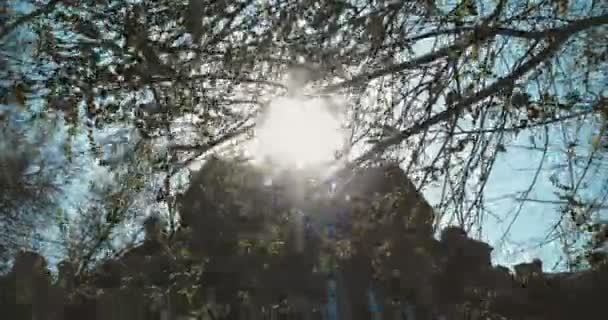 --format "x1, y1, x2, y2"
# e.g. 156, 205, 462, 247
251, 97, 345, 168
